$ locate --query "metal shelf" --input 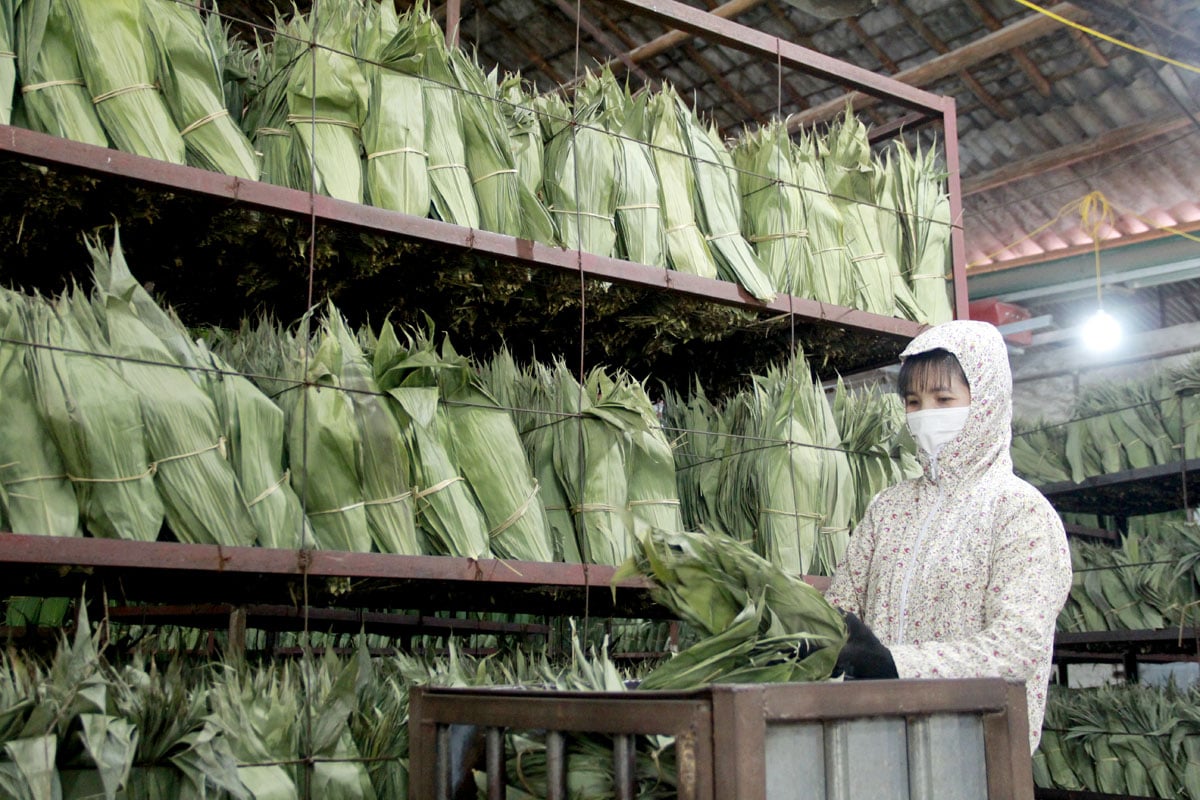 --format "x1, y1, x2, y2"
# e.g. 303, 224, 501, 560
1054, 628, 1200, 658
0, 533, 665, 619
106, 603, 552, 639
1054, 627, 1200, 684
1035, 790, 1159, 800
0, 125, 926, 388
1038, 459, 1200, 517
